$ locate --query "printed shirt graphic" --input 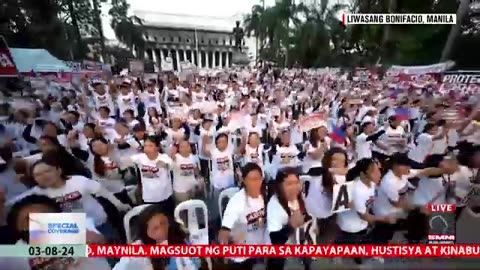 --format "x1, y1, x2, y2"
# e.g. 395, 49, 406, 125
131, 153, 173, 202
